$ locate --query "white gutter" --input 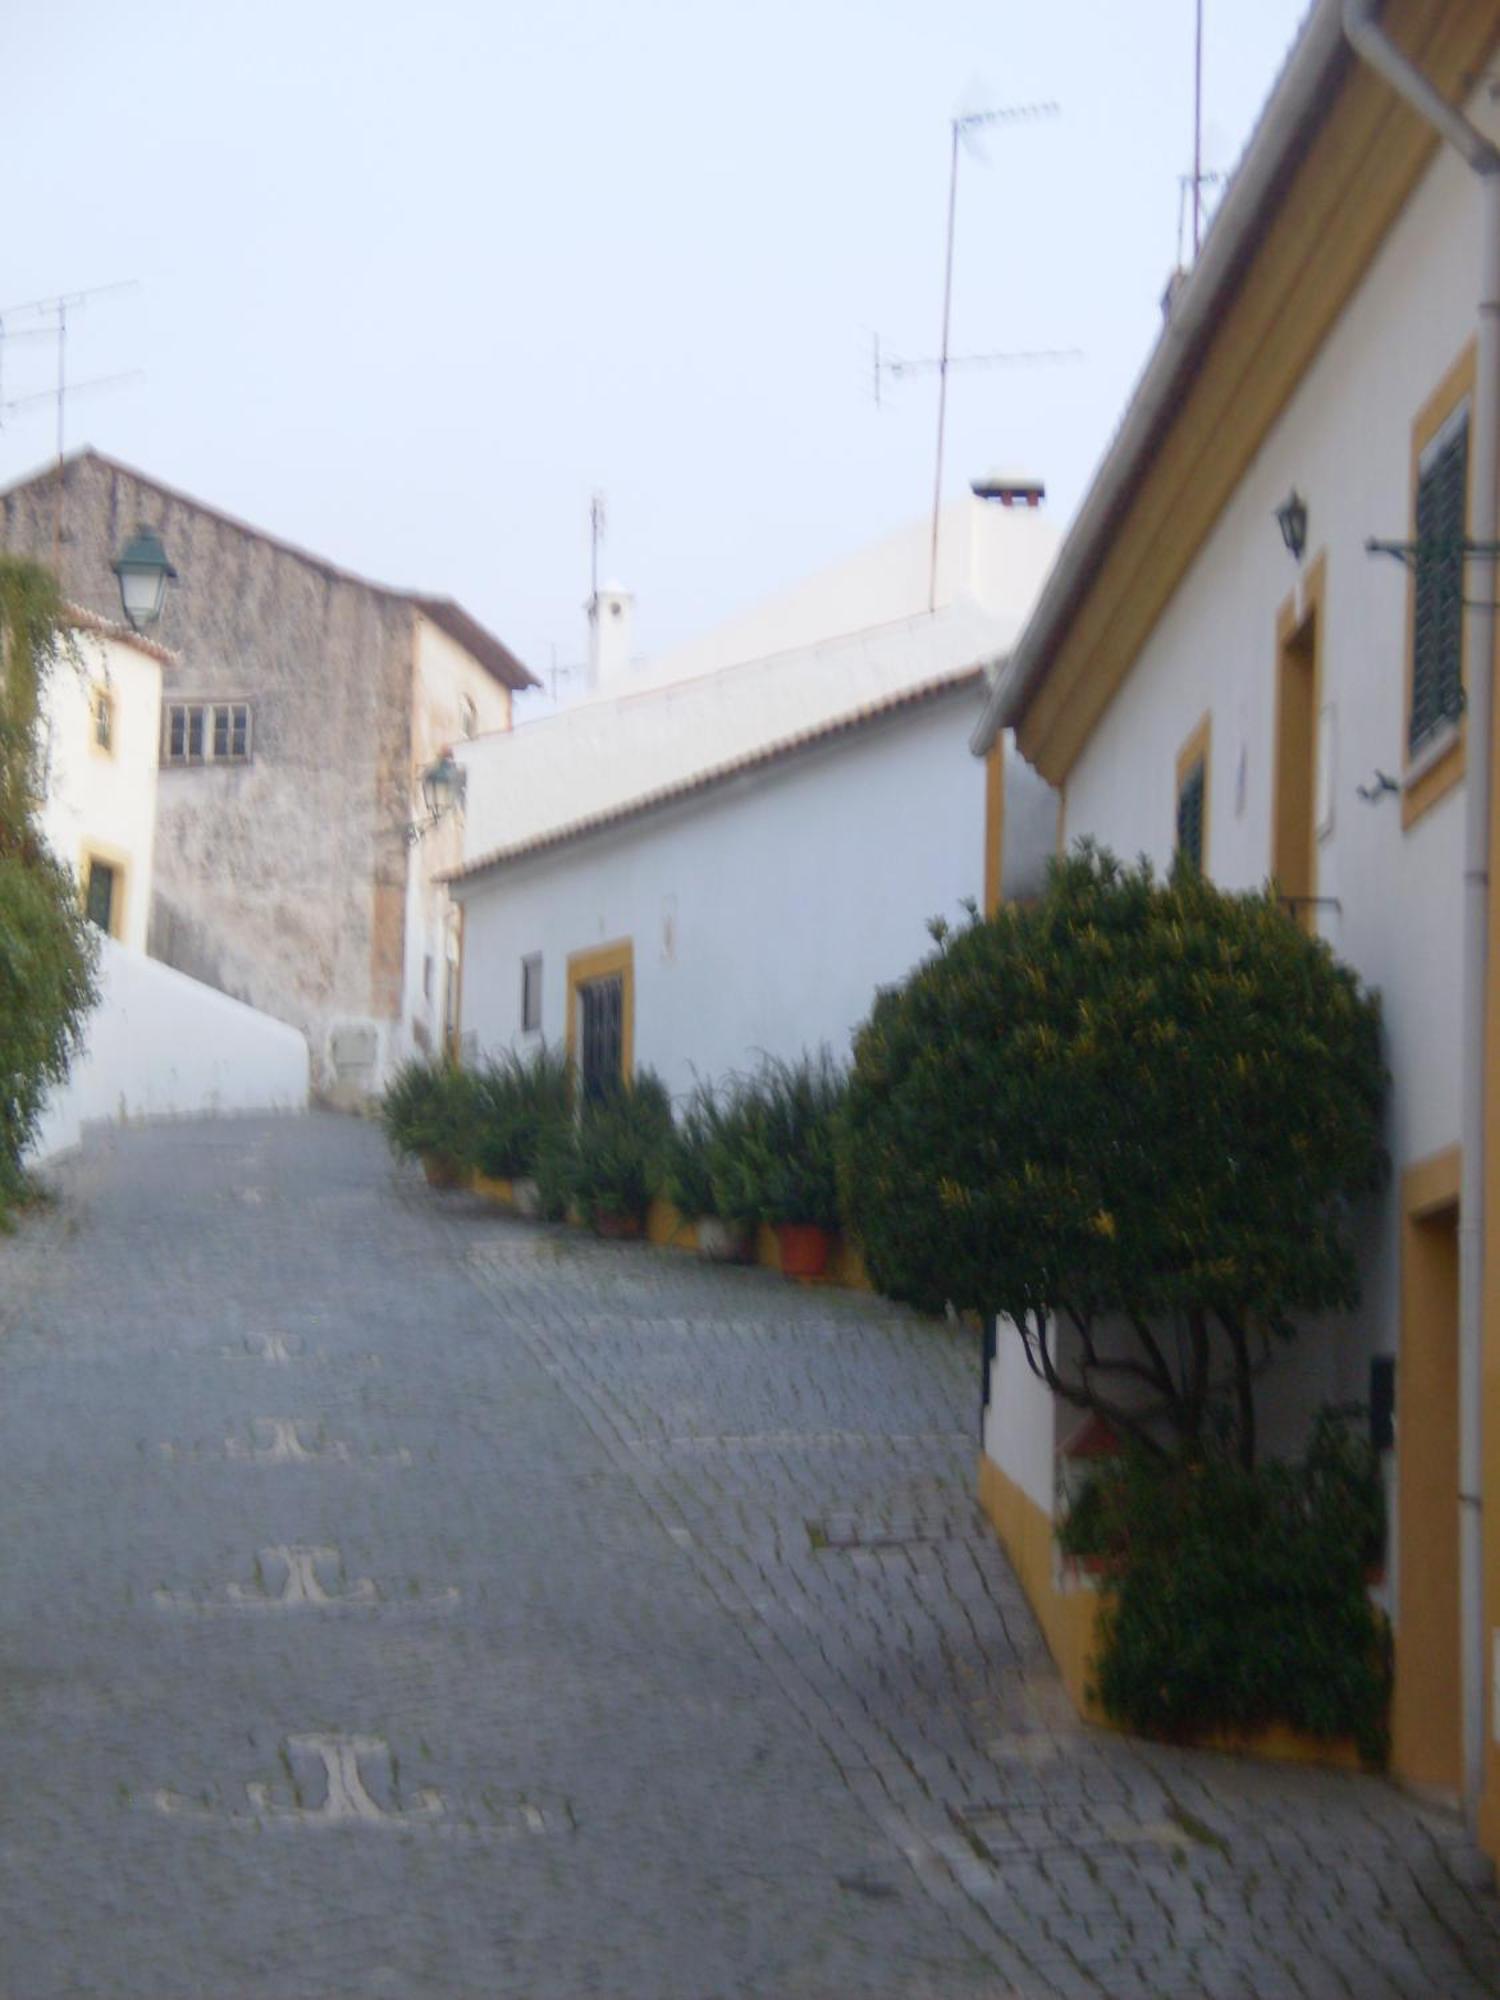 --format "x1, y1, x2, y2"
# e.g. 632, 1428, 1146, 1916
971, 0, 1352, 757
1343, 0, 1500, 1827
